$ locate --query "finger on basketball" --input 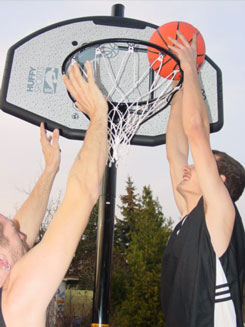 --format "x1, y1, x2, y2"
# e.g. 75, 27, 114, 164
176, 30, 190, 47
168, 36, 185, 49
168, 44, 180, 56
191, 34, 197, 50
